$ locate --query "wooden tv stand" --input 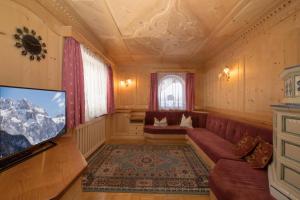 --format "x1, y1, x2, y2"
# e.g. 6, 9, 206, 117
0, 134, 87, 200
